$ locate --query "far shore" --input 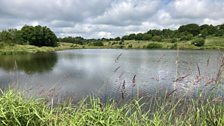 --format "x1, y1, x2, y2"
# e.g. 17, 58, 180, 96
0, 37, 224, 55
